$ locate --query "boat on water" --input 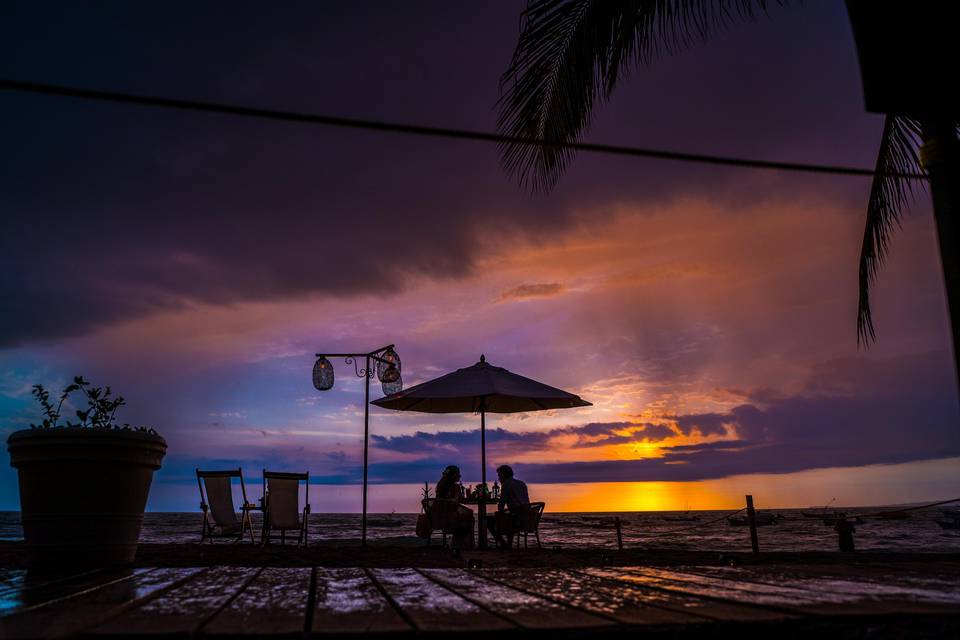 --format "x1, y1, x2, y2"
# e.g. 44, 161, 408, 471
367, 511, 405, 527
662, 514, 700, 522
802, 499, 837, 518
581, 516, 620, 527
727, 512, 782, 527
663, 503, 700, 522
